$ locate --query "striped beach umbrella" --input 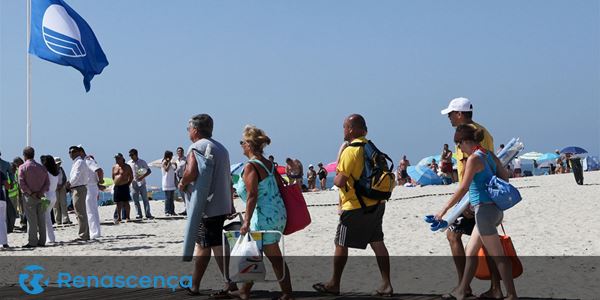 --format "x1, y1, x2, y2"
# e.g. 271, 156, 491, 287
519, 152, 543, 160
